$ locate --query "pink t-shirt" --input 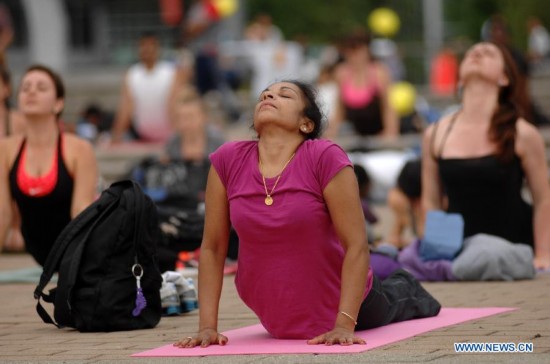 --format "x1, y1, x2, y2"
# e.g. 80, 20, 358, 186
210, 139, 373, 339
